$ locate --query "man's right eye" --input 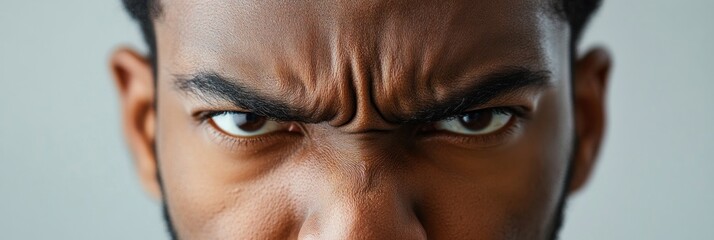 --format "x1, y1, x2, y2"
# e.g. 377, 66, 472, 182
208, 111, 282, 137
